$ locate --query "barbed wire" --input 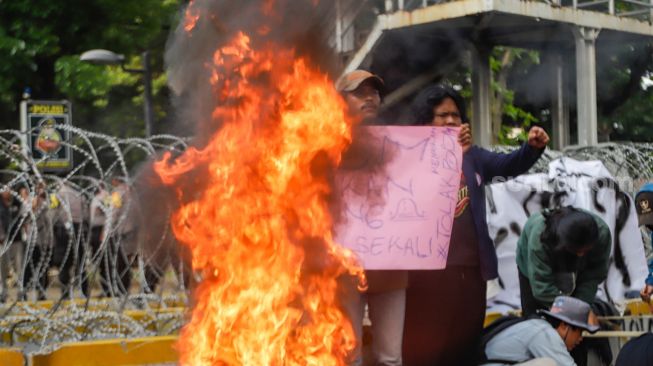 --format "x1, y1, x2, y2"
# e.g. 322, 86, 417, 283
0, 126, 189, 354
492, 142, 653, 192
